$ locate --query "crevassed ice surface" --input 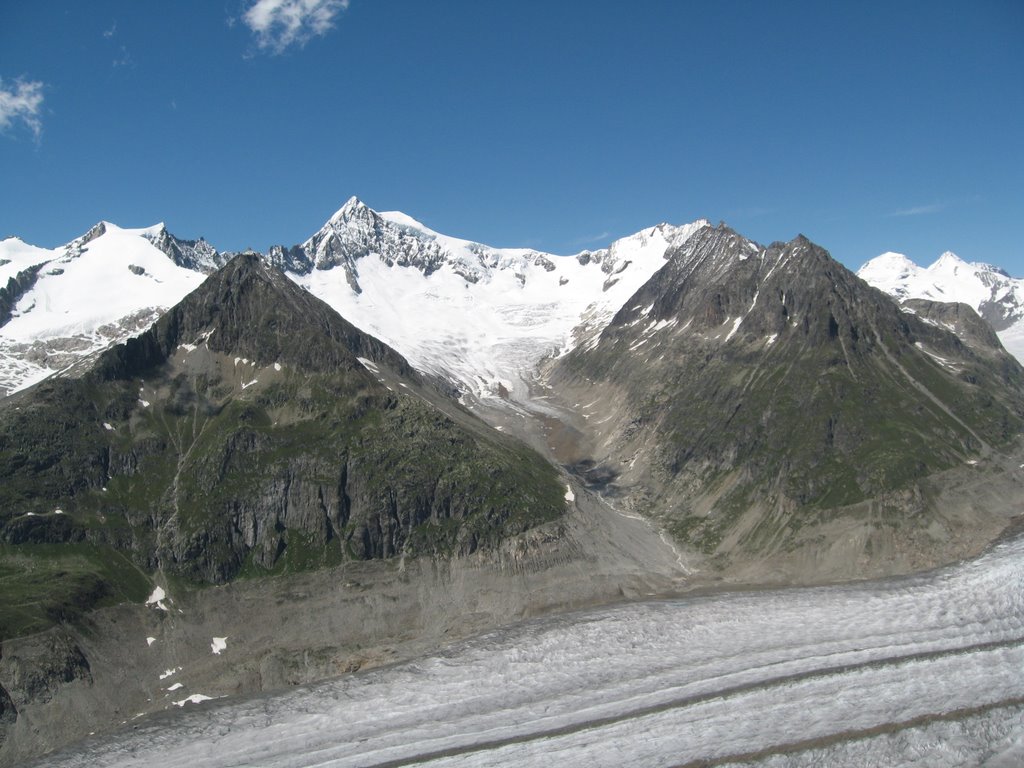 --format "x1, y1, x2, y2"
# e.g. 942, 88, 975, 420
40, 534, 1024, 767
